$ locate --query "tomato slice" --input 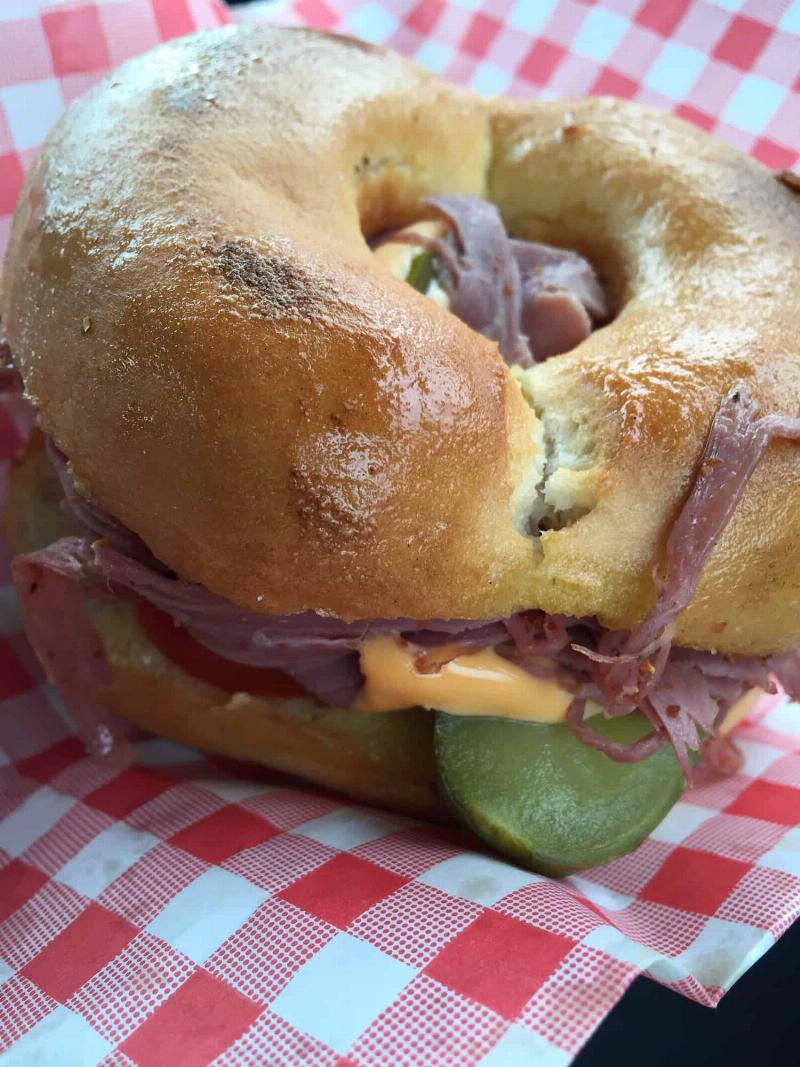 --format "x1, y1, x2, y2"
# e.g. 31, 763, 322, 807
136, 600, 308, 699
